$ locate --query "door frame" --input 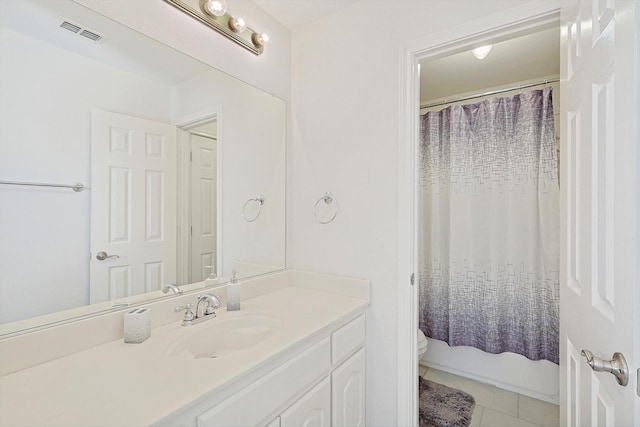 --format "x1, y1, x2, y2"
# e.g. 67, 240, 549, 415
397, 2, 560, 425
175, 107, 222, 285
